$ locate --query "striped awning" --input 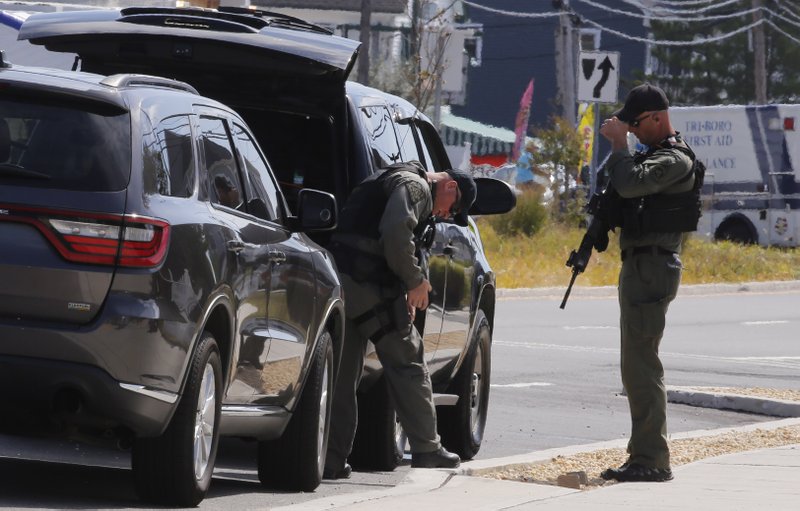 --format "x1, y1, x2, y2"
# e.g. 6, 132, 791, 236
439, 107, 515, 157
